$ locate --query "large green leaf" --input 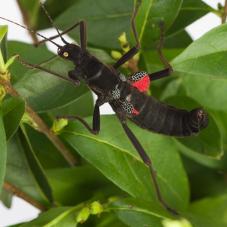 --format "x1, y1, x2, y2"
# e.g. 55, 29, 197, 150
19, 125, 54, 204
172, 24, 227, 111
0, 109, 7, 193
6, 134, 48, 206
61, 115, 189, 212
